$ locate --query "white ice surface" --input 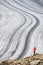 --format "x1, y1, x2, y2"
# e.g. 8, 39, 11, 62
0, 0, 43, 61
